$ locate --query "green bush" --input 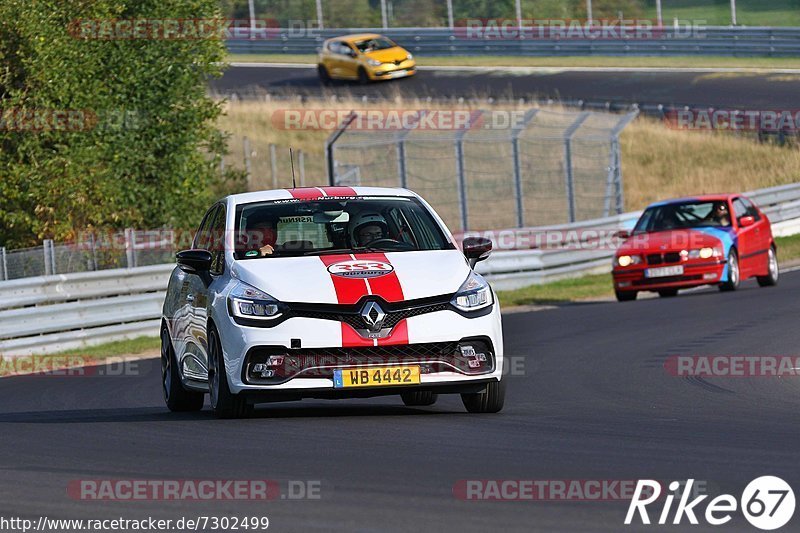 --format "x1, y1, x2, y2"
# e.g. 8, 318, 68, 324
0, 0, 243, 248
